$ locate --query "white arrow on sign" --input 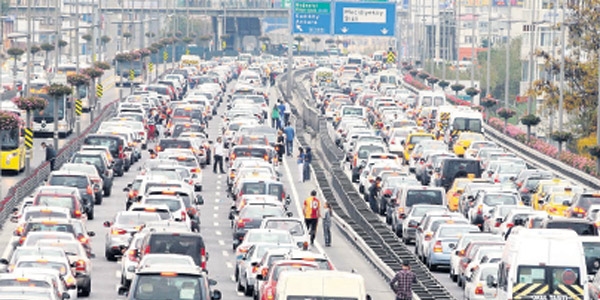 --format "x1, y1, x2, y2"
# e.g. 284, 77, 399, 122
341, 27, 348, 33
296, 24, 303, 32
381, 28, 389, 35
